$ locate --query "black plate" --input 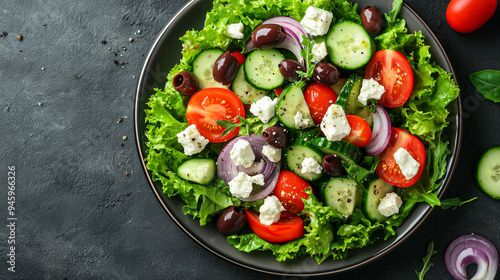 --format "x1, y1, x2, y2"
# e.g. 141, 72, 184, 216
135, 0, 462, 276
